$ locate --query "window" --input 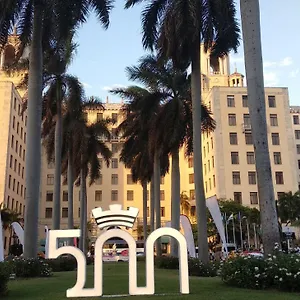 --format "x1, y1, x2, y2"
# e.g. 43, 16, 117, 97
298, 160, 300, 169
111, 158, 118, 168
62, 208, 68, 218
234, 192, 242, 204
17, 122, 19, 134
127, 190, 134, 201
11, 135, 14, 148
248, 172, 256, 184
272, 133, 280, 145
95, 175, 102, 185
63, 191, 68, 201
14, 159, 17, 172
47, 174, 54, 185
10, 155, 13, 168
147, 207, 150, 217
25, 116, 27, 126
227, 95, 235, 107
209, 178, 212, 190
160, 190, 165, 201
229, 133, 238, 145
297, 145, 300, 154
78, 208, 80, 218
14, 98, 16, 110
247, 152, 255, 164
19, 145, 22, 157
21, 127, 23, 139
208, 160, 211, 172
97, 113, 103, 121
295, 130, 300, 140
6, 196, 10, 208
45, 208, 52, 219
112, 143, 119, 154
22, 167, 24, 179
232, 172, 241, 185
277, 192, 285, 200
207, 142, 209, 153
8, 175, 11, 189
274, 152, 282, 165
111, 190, 118, 201
23, 149, 25, 160
161, 207, 165, 217
228, 114, 236, 126
245, 133, 253, 145
293, 115, 299, 125
111, 174, 118, 185
13, 179, 15, 191
15, 140, 18, 152
190, 190, 195, 200
203, 147, 206, 158
188, 157, 193, 168
189, 173, 194, 184
275, 172, 284, 184
12, 116, 15, 129
242, 95, 248, 107
95, 190, 102, 201
213, 175, 216, 187
270, 114, 278, 126
127, 174, 133, 184
160, 177, 164, 185
268, 96, 276, 107
211, 137, 214, 149
212, 156, 215, 168
204, 164, 207, 175
24, 132, 26, 143
231, 152, 239, 164
112, 113, 118, 123
243, 114, 251, 126
46, 192, 53, 202
250, 192, 258, 204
